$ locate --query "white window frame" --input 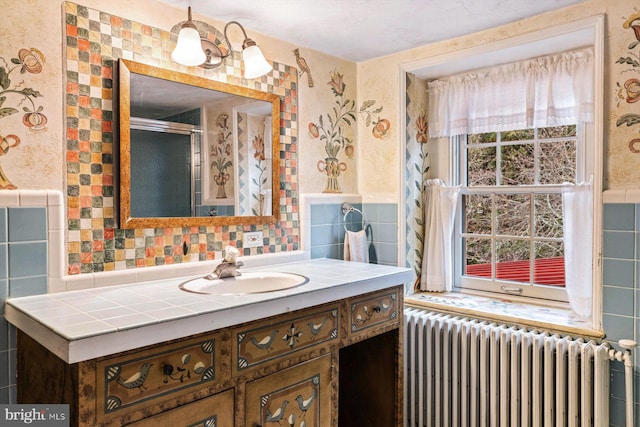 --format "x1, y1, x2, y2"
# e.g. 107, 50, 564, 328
452, 124, 592, 304
399, 16, 604, 330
